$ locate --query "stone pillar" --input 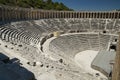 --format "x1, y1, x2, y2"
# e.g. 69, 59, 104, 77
44, 11, 46, 19
96, 12, 99, 18
99, 12, 101, 18
115, 12, 118, 19
64, 11, 66, 18
93, 12, 95, 18
85, 12, 87, 18
30, 9, 32, 20
47, 11, 49, 19
21, 8, 24, 20
48, 11, 50, 19
63, 11, 65, 18
75, 12, 77, 18
106, 12, 108, 18
70, 12, 72, 18
62, 11, 64, 18
91, 12, 93, 18
65, 12, 67, 18
36, 10, 39, 19
102, 12, 104, 18
56, 11, 59, 18
51, 11, 54, 18
0, 6, 2, 21
72, 12, 74, 18
52, 11, 55, 18
83, 12, 85, 18
95, 12, 97, 18
10, 7, 12, 21
4, 7, 7, 21
58, 11, 60, 18
80, 12, 82, 18
96, 12, 98, 18
38, 10, 40, 19
113, 12, 116, 19
54, 11, 56, 18
94, 12, 96, 18
23, 8, 26, 20
17, 8, 19, 20
29, 9, 32, 20
24, 9, 26, 20
117, 12, 119, 19
101, 12, 104, 18
40, 11, 42, 19
104, 12, 106, 19
18, 8, 21, 20
73, 12, 75, 18
110, 12, 112, 19
119, 12, 120, 18
108, 12, 110, 19
99, 12, 100, 18
78, 12, 80, 18
15, 8, 18, 20
43, 10, 44, 19
81, 12, 83, 18
69, 12, 71, 18
112, 33, 120, 80
84, 12, 86, 18
32, 10, 36, 19
37, 10, 39, 19
110, 12, 113, 19
112, 12, 114, 19
27, 9, 29, 20
118, 12, 120, 19
40, 11, 43, 19
42, 11, 44, 19
16, 8, 19, 20
67, 12, 69, 18
86, 12, 88, 18
88, 12, 90, 18
48, 11, 50, 18
31, 10, 34, 20
86, 12, 89, 18
104, 12, 106, 18
34, 10, 36, 19
59, 12, 61, 18
2, 7, 5, 22
106, 12, 109, 19
62, 11, 63, 18
5, 7, 8, 21
56, 11, 58, 18
55, 11, 57, 18
77, 12, 79, 18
